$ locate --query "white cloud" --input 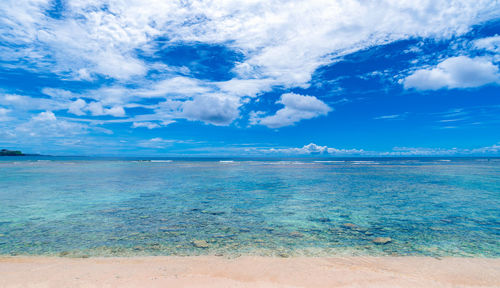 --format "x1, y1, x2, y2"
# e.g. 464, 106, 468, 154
181, 95, 241, 126
376, 144, 500, 156
474, 35, 500, 53
403, 56, 500, 90
68, 99, 87, 116
251, 93, 331, 128
84, 101, 126, 117
0, 94, 68, 111
132, 122, 160, 129
137, 137, 173, 149
264, 143, 364, 155
152, 94, 242, 126
137, 137, 196, 149
0, 107, 12, 121
373, 113, 409, 120
16, 111, 89, 138
470, 143, 500, 154
2, 1, 499, 86
261, 142, 500, 156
